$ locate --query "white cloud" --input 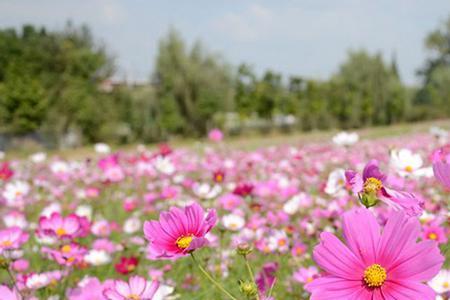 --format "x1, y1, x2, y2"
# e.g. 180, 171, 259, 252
213, 3, 275, 42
